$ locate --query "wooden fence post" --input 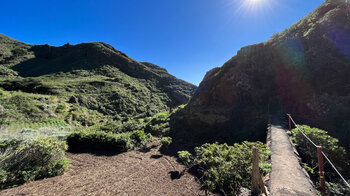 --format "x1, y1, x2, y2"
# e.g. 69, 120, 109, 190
317, 146, 326, 195
288, 114, 291, 131
252, 147, 260, 196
